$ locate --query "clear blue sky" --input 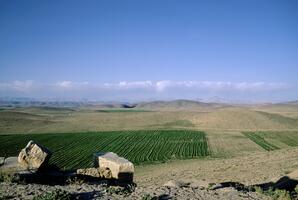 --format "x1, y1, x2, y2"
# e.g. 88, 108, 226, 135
0, 0, 297, 102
